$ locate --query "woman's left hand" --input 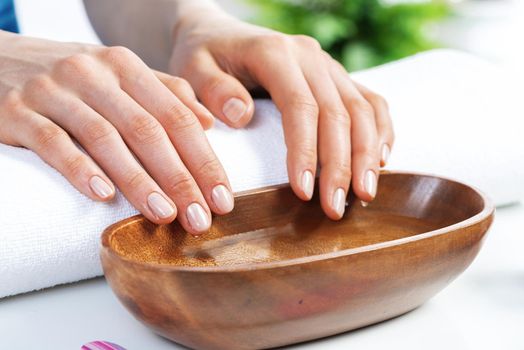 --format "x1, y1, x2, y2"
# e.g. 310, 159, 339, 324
169, 10, 394, 220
